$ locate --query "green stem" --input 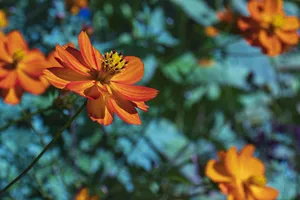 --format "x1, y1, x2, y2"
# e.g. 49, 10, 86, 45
0, 101, 87, 196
